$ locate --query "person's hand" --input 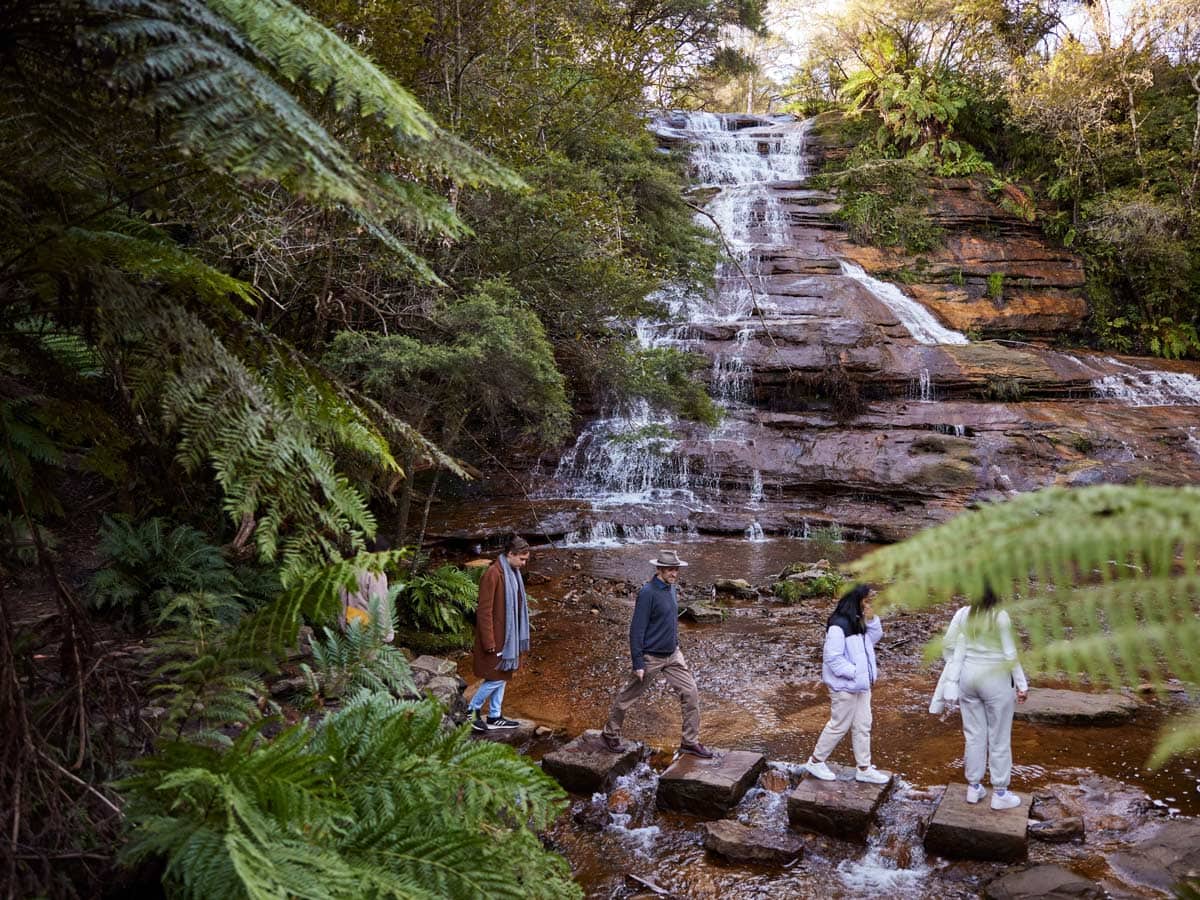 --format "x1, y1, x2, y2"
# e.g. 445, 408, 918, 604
1017, 689, 1028, 703
635, 669, 645, 681
862, 598, 875, 620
